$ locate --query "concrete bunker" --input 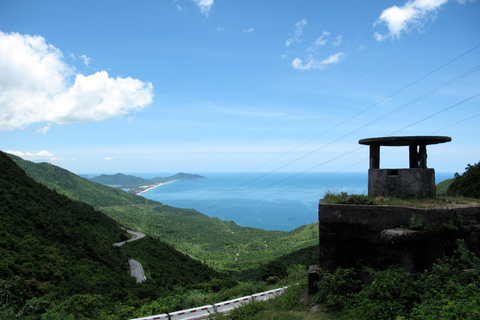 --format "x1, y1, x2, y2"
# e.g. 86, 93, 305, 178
358, 136, 451, 198
308, 136, 480, 294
